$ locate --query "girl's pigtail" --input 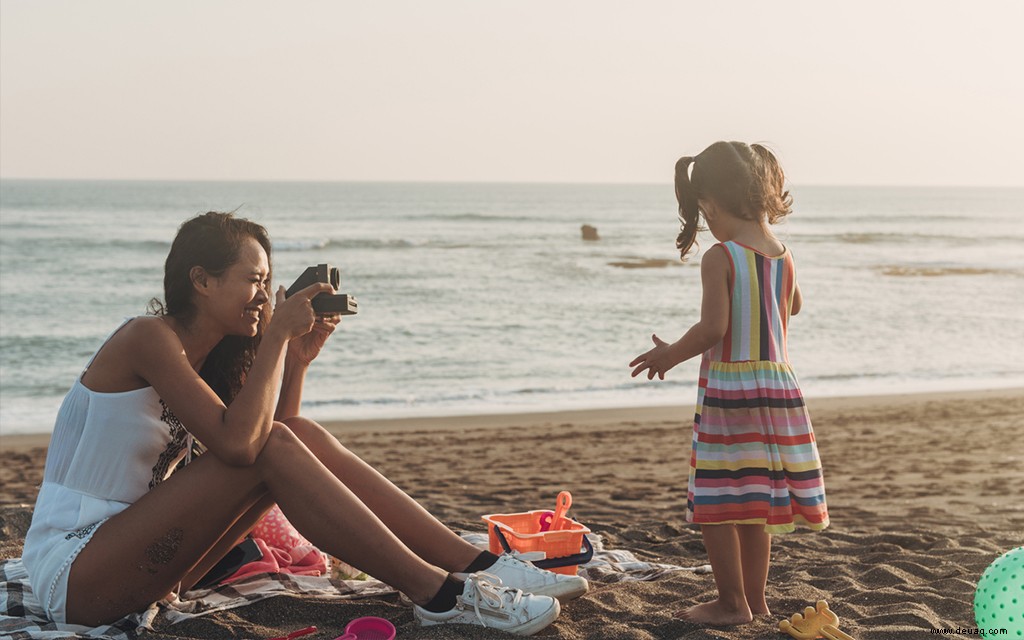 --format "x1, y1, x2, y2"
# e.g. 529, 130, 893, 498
751, 144, 793, 224
674, 156, 702, 260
